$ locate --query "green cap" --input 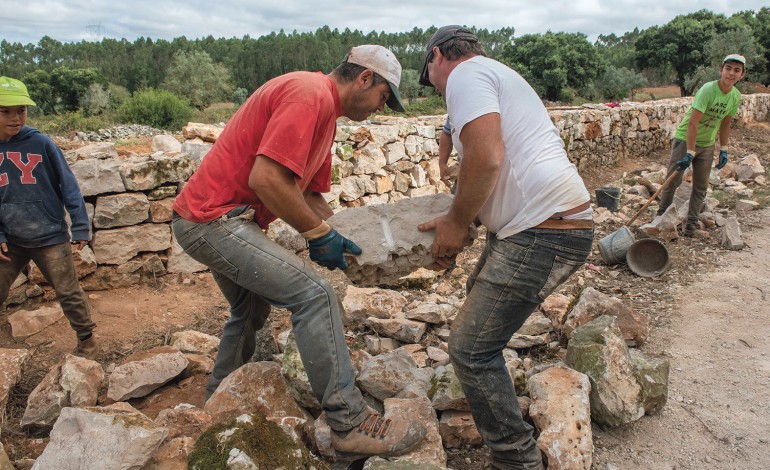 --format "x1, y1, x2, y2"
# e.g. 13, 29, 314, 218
0, 76, 37, 107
